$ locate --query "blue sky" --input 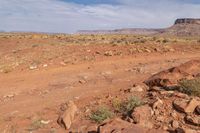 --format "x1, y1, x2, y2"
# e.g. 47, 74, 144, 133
0, 0, 200, 33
